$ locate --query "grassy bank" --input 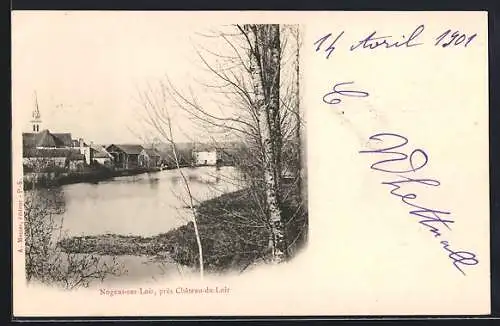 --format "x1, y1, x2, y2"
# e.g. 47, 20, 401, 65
58, 234, 167, 256
58, 181, 307, 273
